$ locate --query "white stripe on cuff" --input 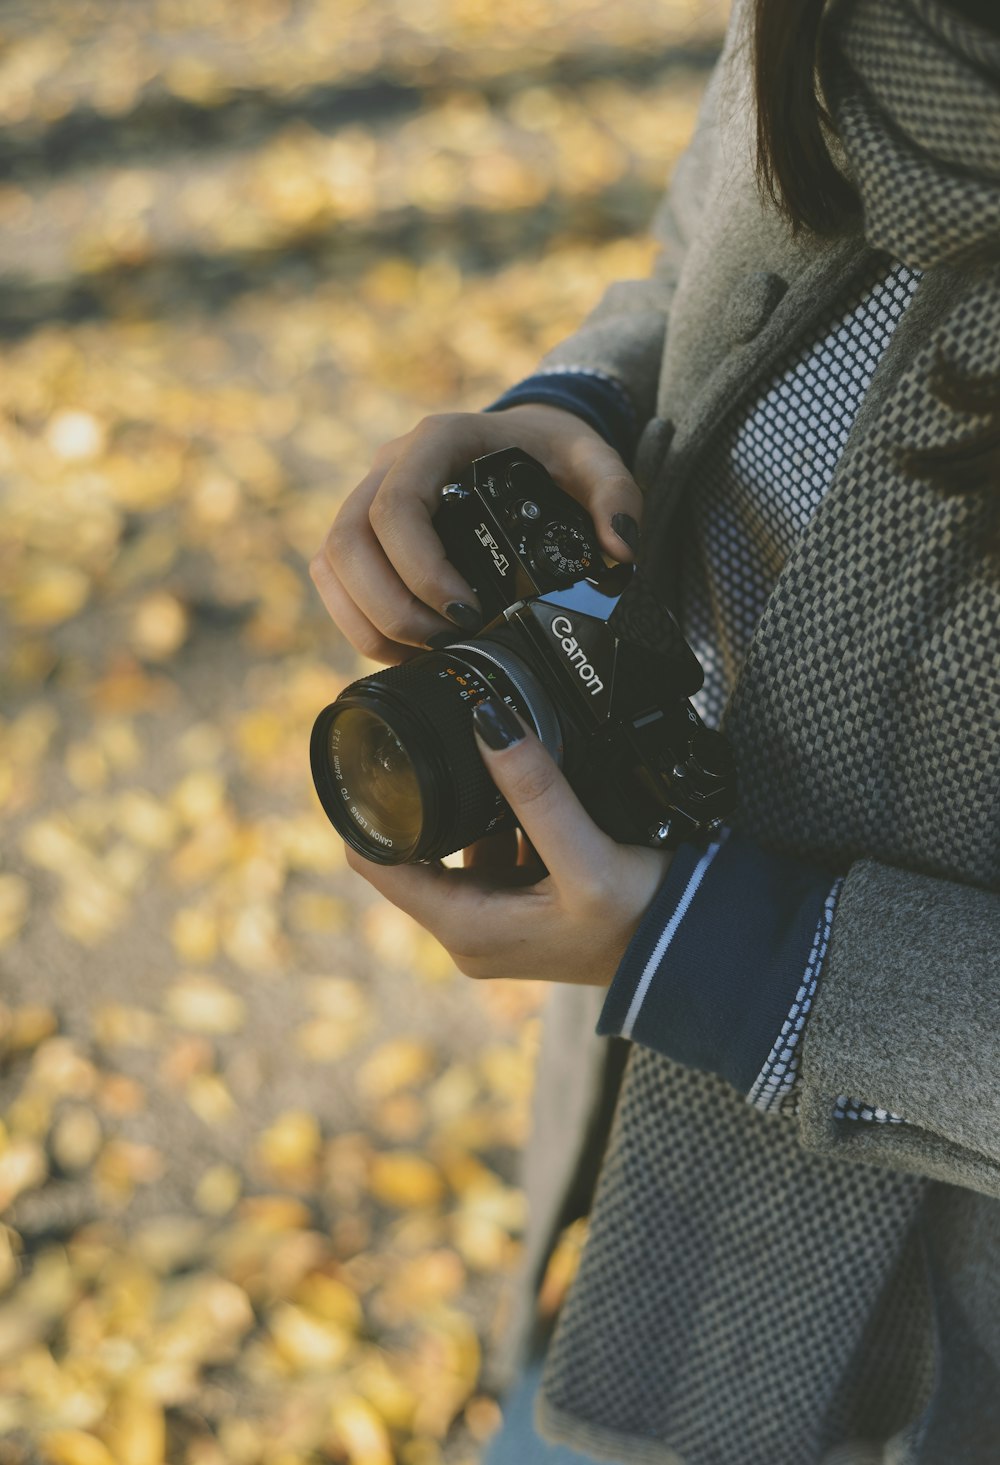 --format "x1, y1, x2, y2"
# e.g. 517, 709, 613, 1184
620, 828, 731, 1040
